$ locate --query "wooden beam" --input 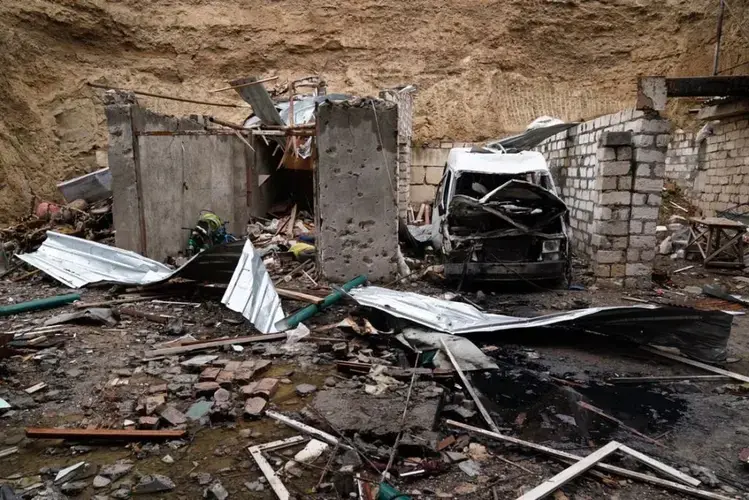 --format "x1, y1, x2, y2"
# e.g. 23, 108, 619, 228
447, 420, 733, 500
248, 436, 306, 500
147, 333, 287, 357
276, 288, 324, 305
607, 375, 730, 384
618, 444, 700, 487
516, 442, 621, 500
26, 428, 186, 441
440, 338, 501, 433
641, 346, 749, 384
